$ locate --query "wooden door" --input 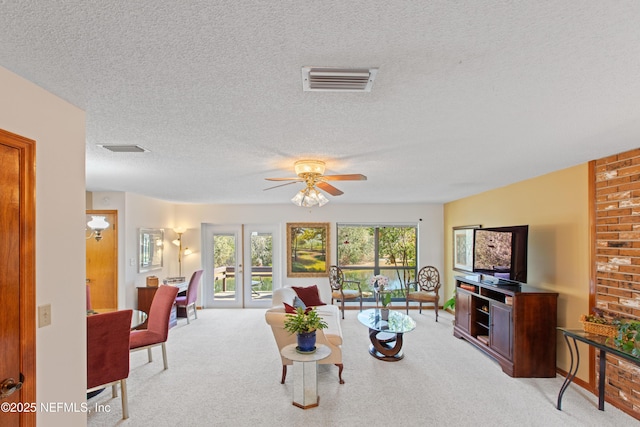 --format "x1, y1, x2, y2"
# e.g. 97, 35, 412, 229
86, 210, 117, 309
0, 129, 36, 427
